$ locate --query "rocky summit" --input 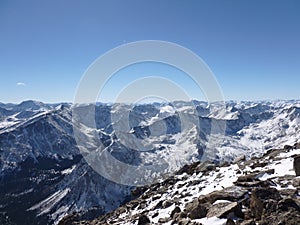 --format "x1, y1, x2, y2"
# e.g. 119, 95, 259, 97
63, 143, 300, 225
